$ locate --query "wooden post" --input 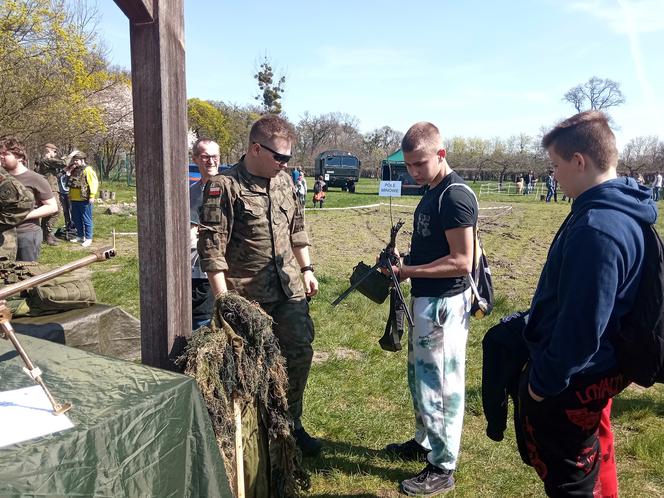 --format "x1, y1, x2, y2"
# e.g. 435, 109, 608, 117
114, 0, 192, 368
